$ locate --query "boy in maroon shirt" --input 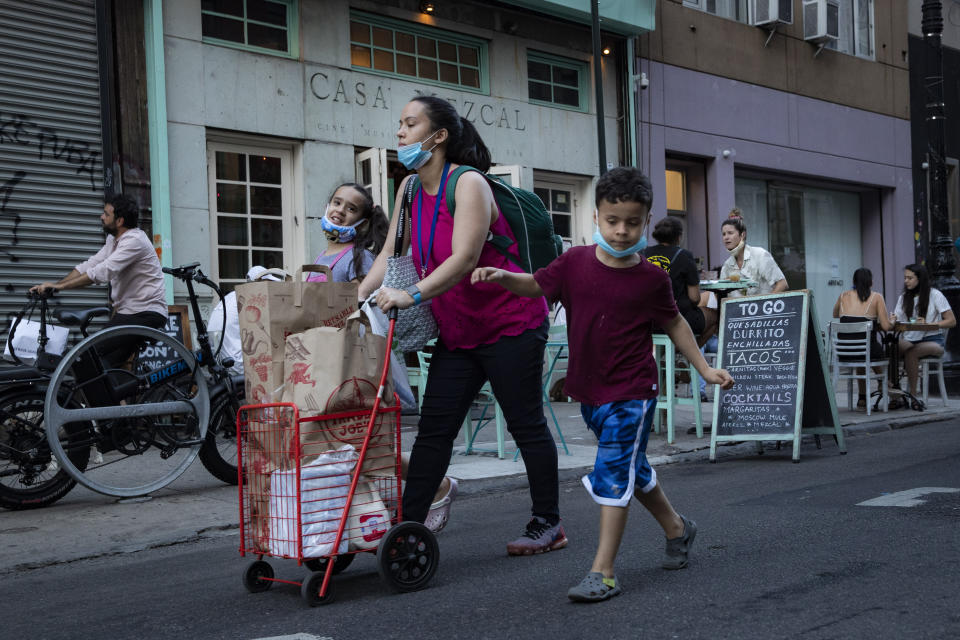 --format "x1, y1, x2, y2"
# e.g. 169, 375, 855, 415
472, 167, 734, 602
